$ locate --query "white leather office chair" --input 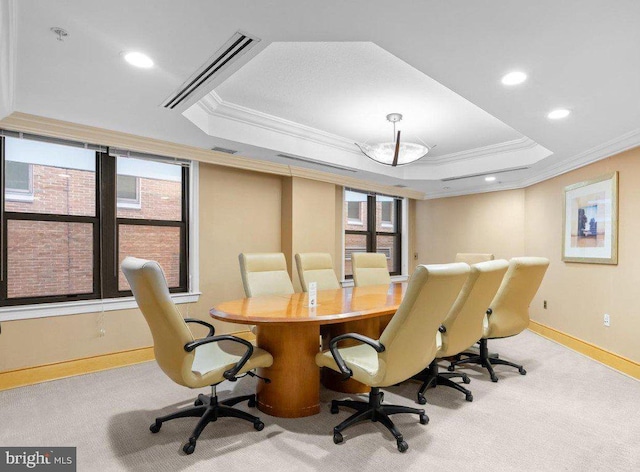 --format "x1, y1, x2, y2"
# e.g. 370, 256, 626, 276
449, 257, 549, 382
412, 259, 509, 403
351, 252, 391, 287
239, 252, 295, 297
295, 252, 341, 291
316, 262, 470, 452
122, 257, 274, 455
454, 253, 495, 264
